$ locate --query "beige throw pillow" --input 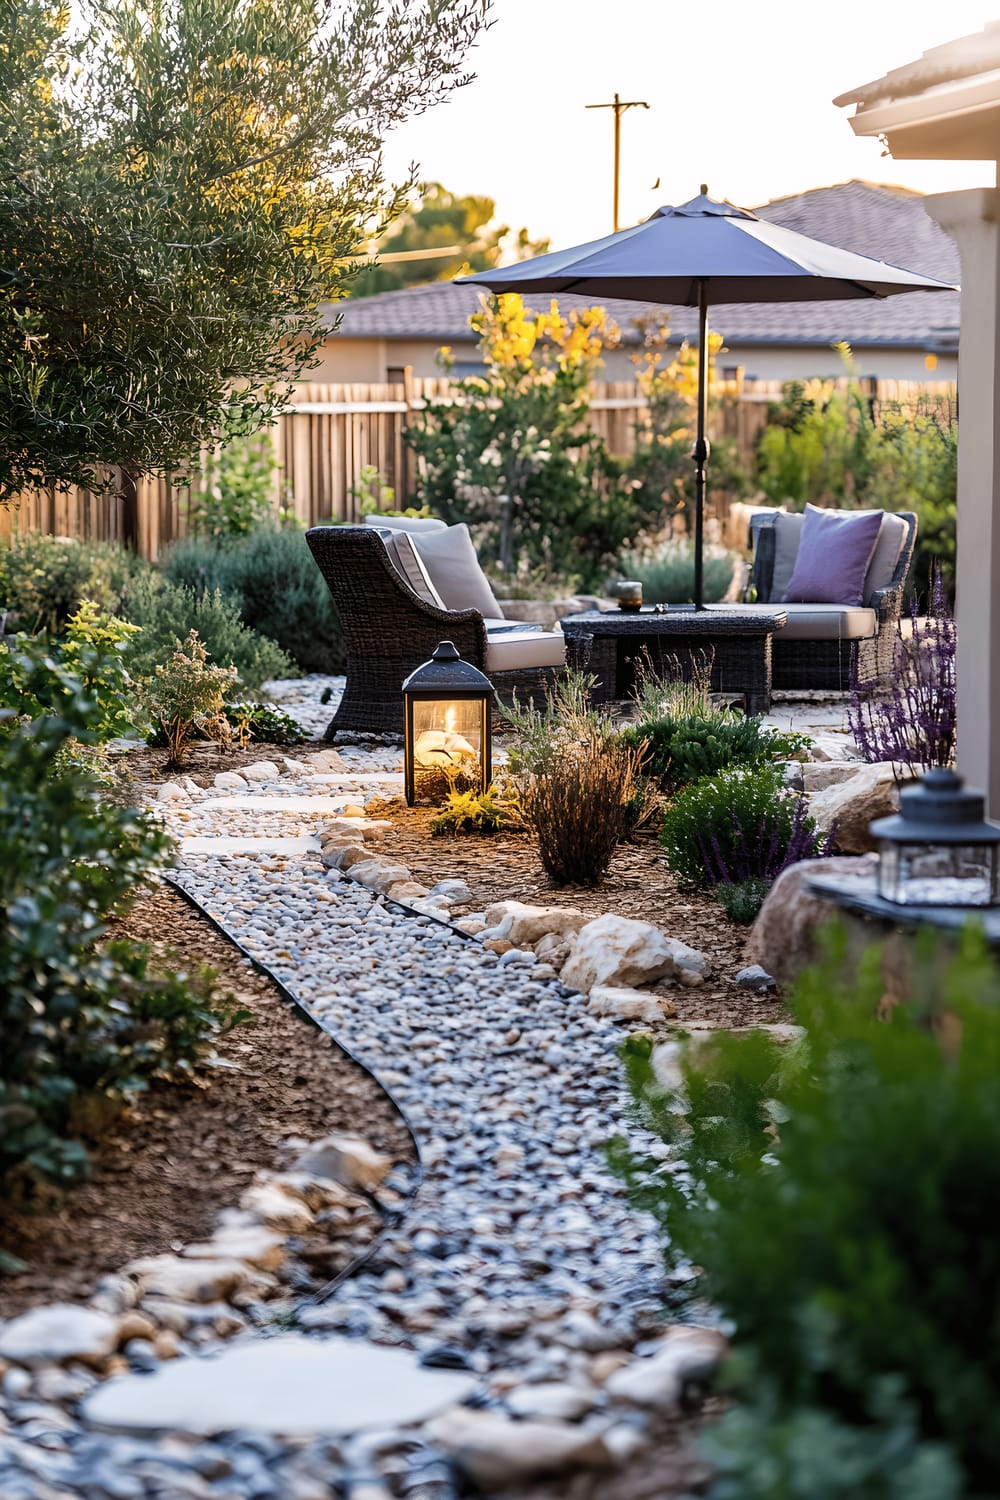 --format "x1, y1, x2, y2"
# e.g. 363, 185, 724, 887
411, 524, 504, 619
